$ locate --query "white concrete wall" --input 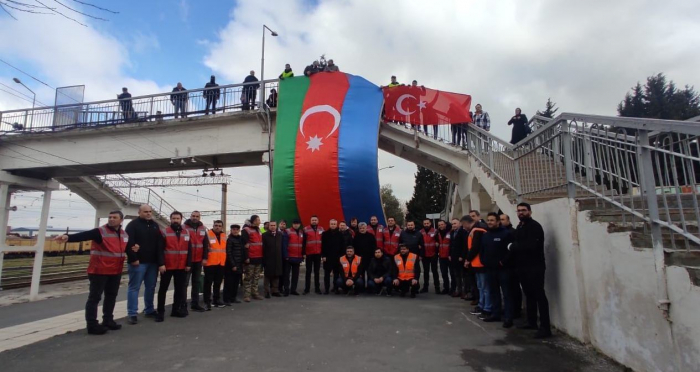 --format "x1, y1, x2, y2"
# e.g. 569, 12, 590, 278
532, 198, 700, 372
